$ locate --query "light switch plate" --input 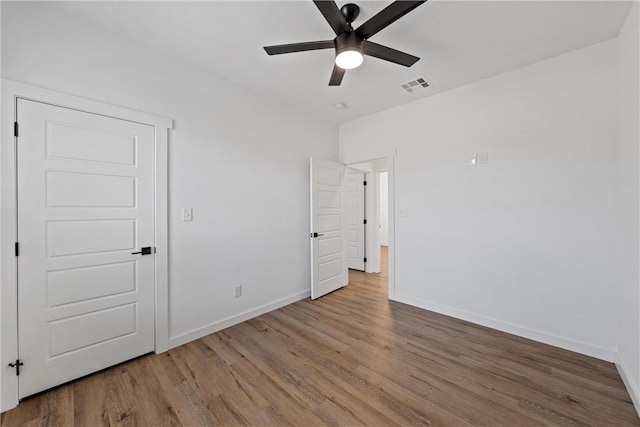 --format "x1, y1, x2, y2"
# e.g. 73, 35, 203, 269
398, 208, 409, 218
182, 208, 193, 221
